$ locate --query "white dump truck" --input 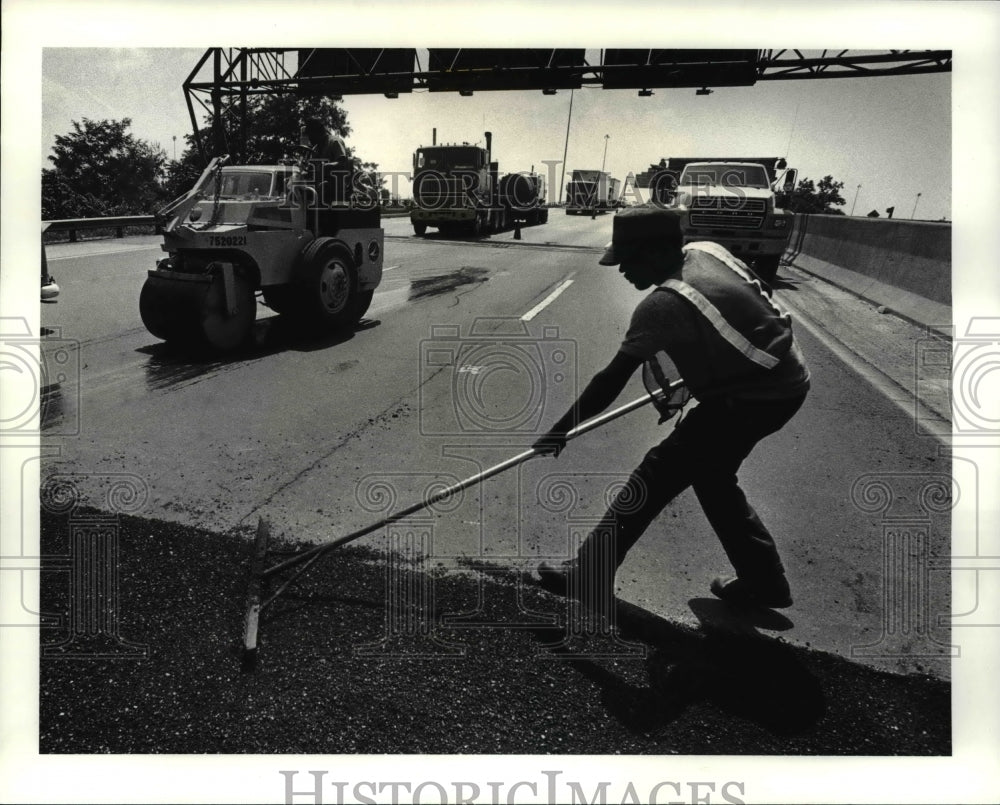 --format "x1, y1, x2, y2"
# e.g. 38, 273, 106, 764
640, 157, 798, 282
